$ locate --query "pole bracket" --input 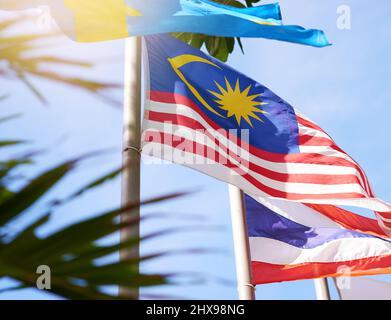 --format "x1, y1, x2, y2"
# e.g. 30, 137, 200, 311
123, 145, 142, 155
242, 283, 256, 289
